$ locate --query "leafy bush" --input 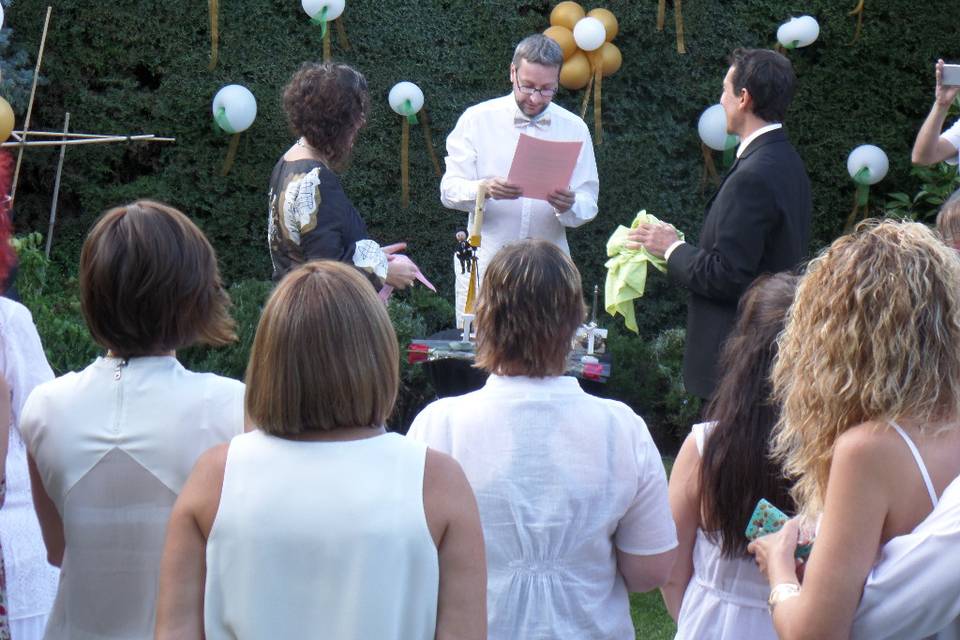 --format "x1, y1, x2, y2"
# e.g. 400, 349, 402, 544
883, 163, 960, 223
